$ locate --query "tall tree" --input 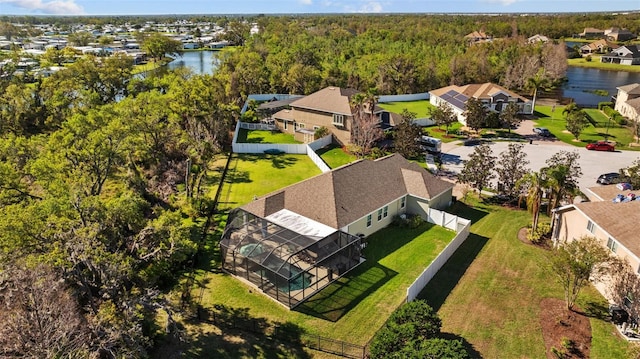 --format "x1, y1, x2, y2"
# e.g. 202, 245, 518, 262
517, 171, 546, 232
499, 101, 521, 133
393, 109, 421, 159
141, 32, 183, 62
429, 102, 457, 135
496, 143, 529, 198
549, 236, 612, 310
458, 144, 496, 198
525, 67, 552, 111
545, 150, 582, 208
349, 90, 383, 158
68, 31, 94, 46
563, 103, 588, 141
463, 97, 486, 133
